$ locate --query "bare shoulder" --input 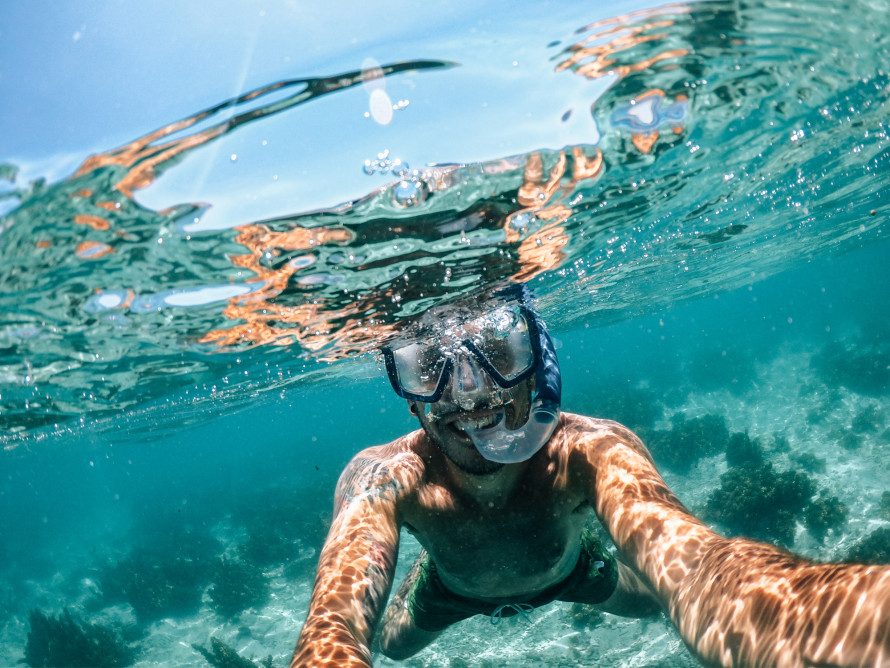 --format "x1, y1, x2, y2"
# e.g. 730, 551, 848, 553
549, 413, 653, 466
557, 413, 647, 447
333, 430, 427, 516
